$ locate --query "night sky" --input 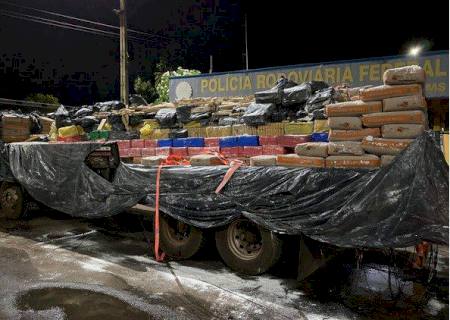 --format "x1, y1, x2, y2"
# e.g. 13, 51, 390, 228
0, 0, 448, 105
